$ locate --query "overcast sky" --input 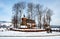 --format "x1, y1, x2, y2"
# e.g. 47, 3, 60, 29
0, 0, 60, 25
